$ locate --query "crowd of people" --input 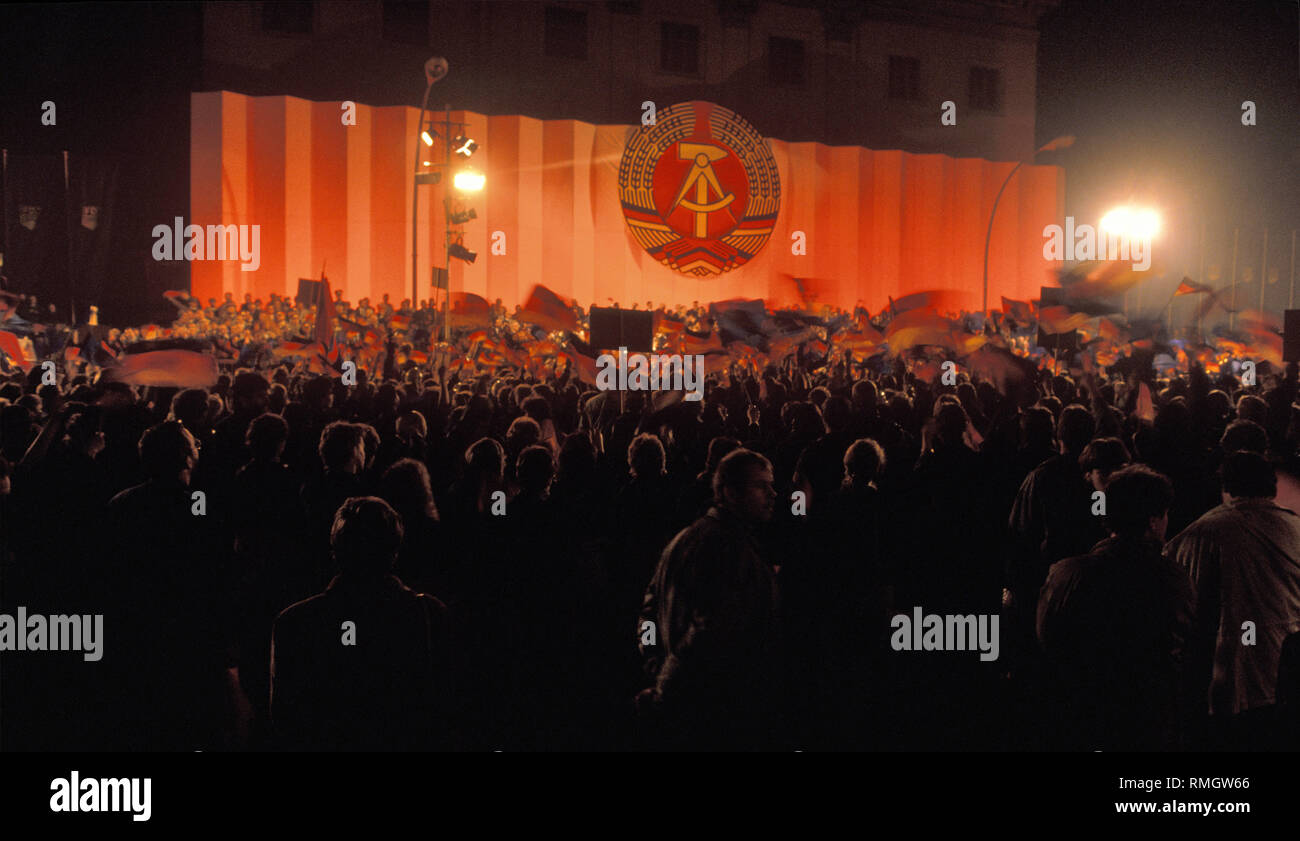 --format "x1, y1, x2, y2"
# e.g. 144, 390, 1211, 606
3, 289, 1300, 752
